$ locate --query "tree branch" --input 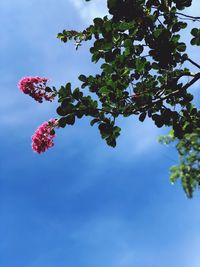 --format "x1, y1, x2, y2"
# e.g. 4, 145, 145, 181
187, 58, 200, 70
176, 12, 200, 22
125, 73, 200, 115
178, 72, 197, 78
158, 73, 200, 103
181, 72, 200, 90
